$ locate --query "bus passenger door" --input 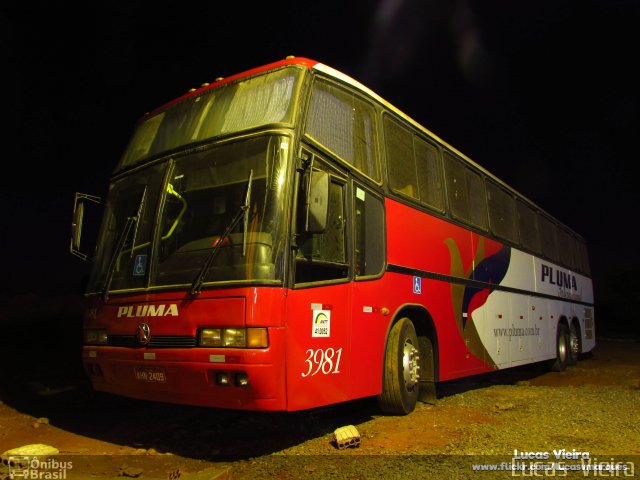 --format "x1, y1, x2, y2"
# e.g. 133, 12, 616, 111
285, 157, 352, 411
349, 181, 388, 399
